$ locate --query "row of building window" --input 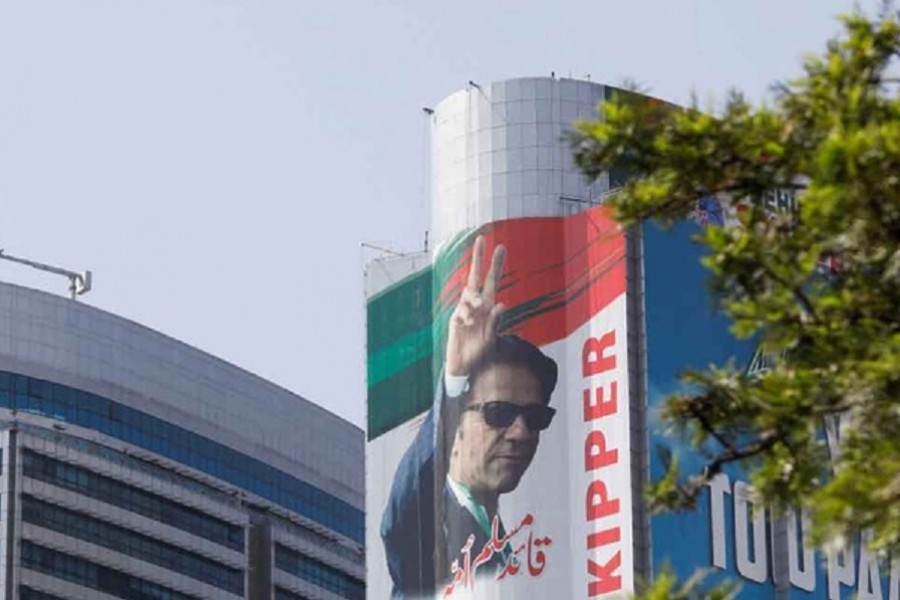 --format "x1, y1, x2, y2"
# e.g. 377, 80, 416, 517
275, 587, 313, 600
22, 450, 244, 552
23, 584, 319, 600
0, 371, 363, 543
19, 587, 65, 600
274, 544, 364, 600
274, 516, 362, 564
22, 495, 244, 595
26, 424, 363, 564
21, 541, 199, 600
25, 423, 235, 506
